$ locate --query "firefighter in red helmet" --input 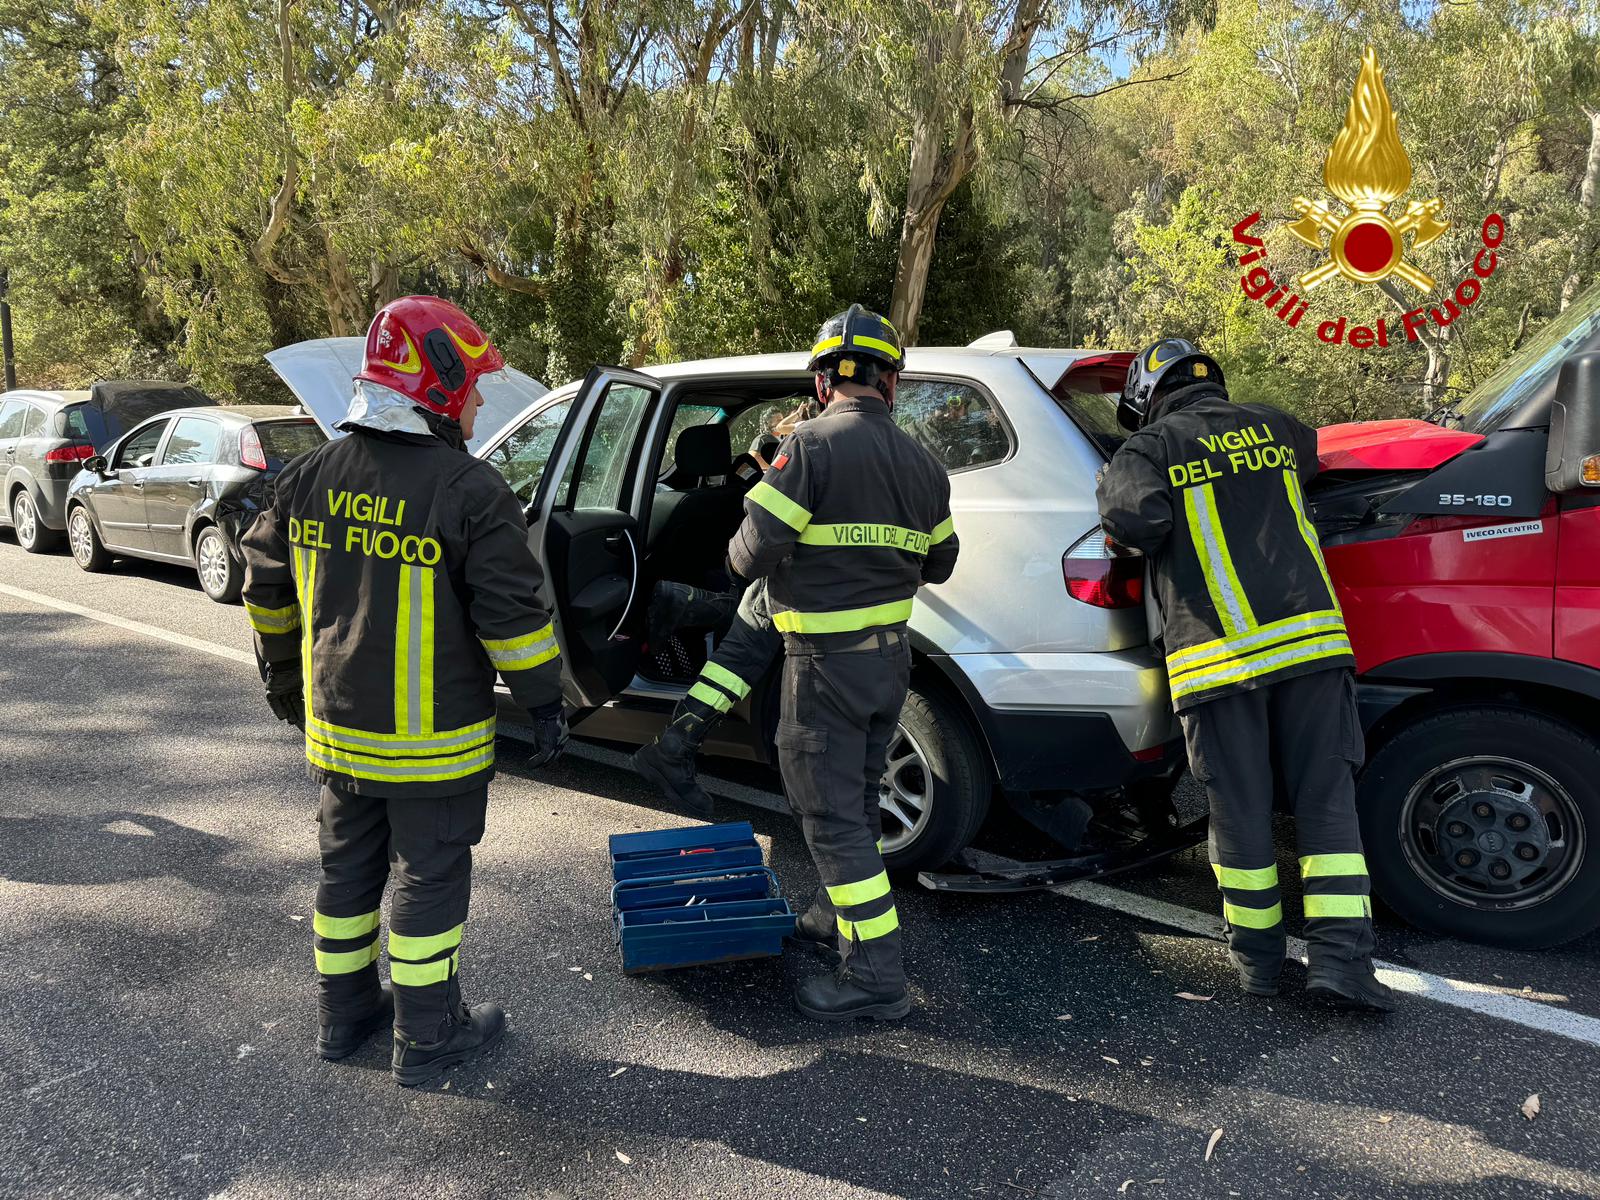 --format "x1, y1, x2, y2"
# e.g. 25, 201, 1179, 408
242, 296, 569, 1085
